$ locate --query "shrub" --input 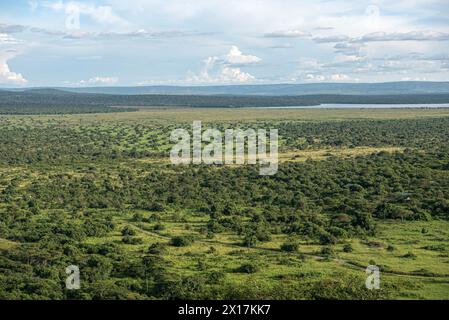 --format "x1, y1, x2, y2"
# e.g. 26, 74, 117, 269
280, 242, 299, 253
197, 260, 207, 271
320, 247, 335, 257
147, 242, 167, 255
255, 229, 272, 242
207, 271, 226, 284
170, 236, 194, 247
423, 244, 446, 252
236, 263, 260, 274
121, 226, 136, 236
386, 245, 395, 252
122, 236, 143, 245
207, 246, 217, 254
153, 223, 166, 231
403, 252, 417, 259
242, 234, 258, 248
319, 232, 338, 245
132, 213, 143, 222
343, 244, 353, 253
